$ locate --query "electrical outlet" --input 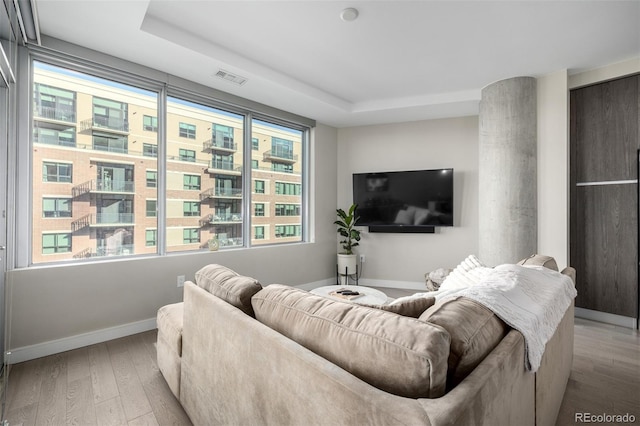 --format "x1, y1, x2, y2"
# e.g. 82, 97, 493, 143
177, 275, 185, 288
360, 254, 366, 263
